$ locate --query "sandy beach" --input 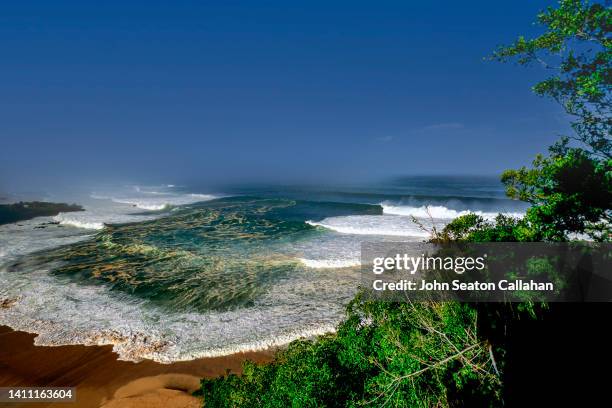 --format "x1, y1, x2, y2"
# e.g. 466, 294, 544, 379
0, 326, 274, 408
